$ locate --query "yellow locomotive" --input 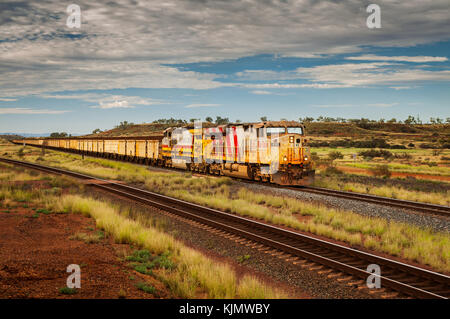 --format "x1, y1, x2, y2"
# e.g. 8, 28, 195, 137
14, 120, 315, 186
